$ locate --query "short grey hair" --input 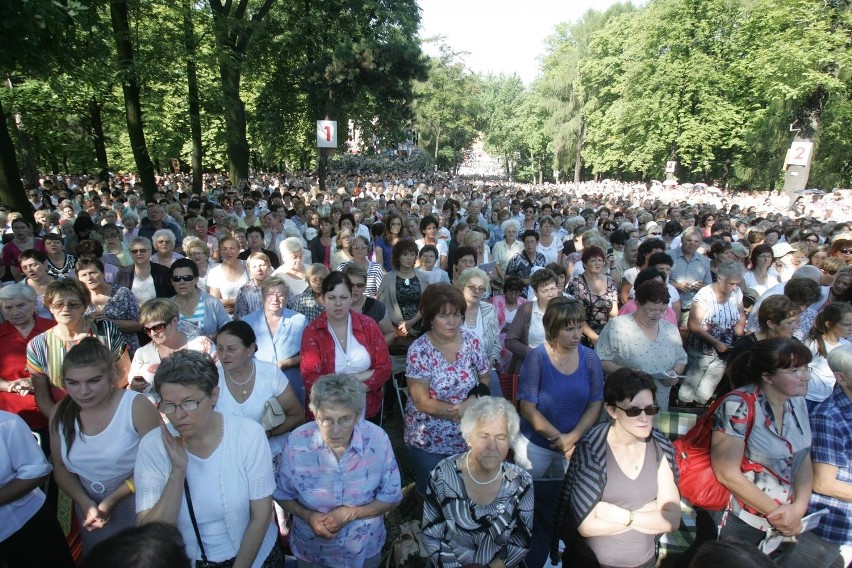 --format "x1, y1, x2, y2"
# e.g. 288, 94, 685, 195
309, 373, 366, 417
460, 397, 520, 447
792, 265, 823, 283
716, 261, 745, 280
0, 282, 37, 304
153, 349, 219, 396
152, 229, 175, 245
827, 343, 852, 377
281, 236, 304, 255
131, 236, 152, 250
456, 267, 490, 295
259, 276, 291, 298
625, 237, 642, 250
501, 219, 520, 234
121, 212, 139, 225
